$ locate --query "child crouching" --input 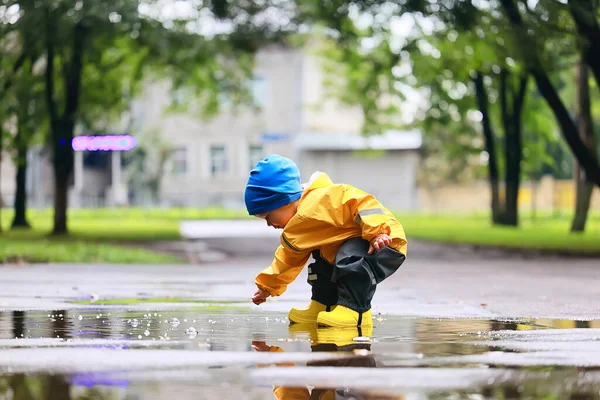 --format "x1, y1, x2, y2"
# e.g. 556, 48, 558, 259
245, 154, 407, 328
